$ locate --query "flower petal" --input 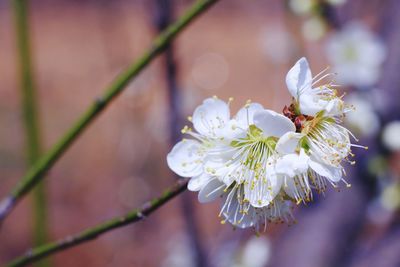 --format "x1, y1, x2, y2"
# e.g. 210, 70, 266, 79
167, 139, 204, 177
192, 97, 230, 137
298, 91, 326, 116
244, 168, 282, 208
188, 173, 213, 191
198, 178, 226, 203
275, 150, 309, 177
324, 98, 344, 116
231, 208, 257, 229
298, 90, 344, 117
235, 103, 264, 129
276, 132, 304, 154
309, 159, 343, 182
221, 194, 256, 228
253, 109, 296, 138
220, 119, 247, 140
283, 176, 310, 201
286, 57, 312, 99
203, 149, 238, 185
